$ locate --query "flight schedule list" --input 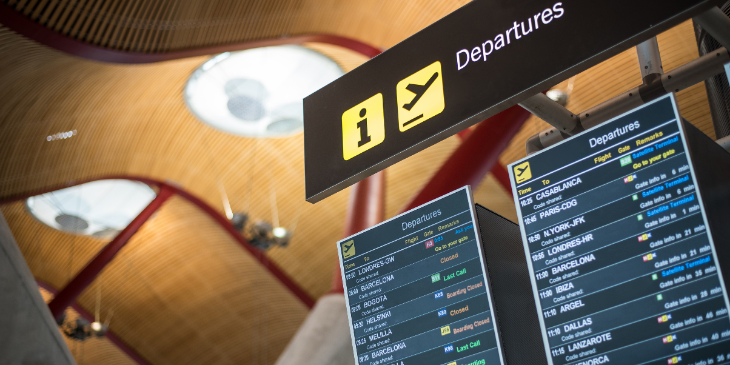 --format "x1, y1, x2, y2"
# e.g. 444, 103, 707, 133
338, 187, 504, 365
510, 94, 730, 365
